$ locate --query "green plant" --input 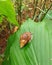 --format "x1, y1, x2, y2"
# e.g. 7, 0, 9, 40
2, 18, 52, 65
0, 0, 19, 26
